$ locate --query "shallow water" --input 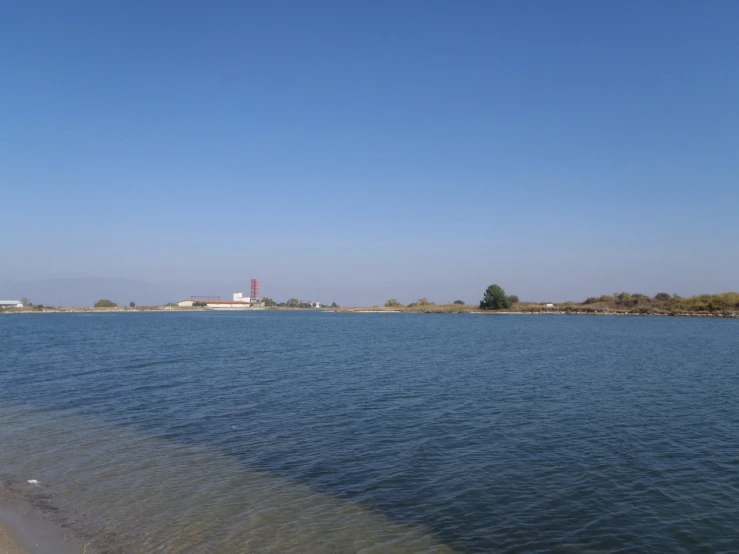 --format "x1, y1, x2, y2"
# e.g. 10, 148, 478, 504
1, 312, 738, 552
